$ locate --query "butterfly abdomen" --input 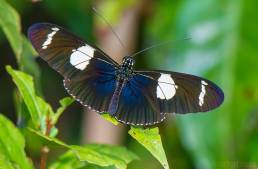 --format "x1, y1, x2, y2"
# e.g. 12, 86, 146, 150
108, 79, 126, 115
